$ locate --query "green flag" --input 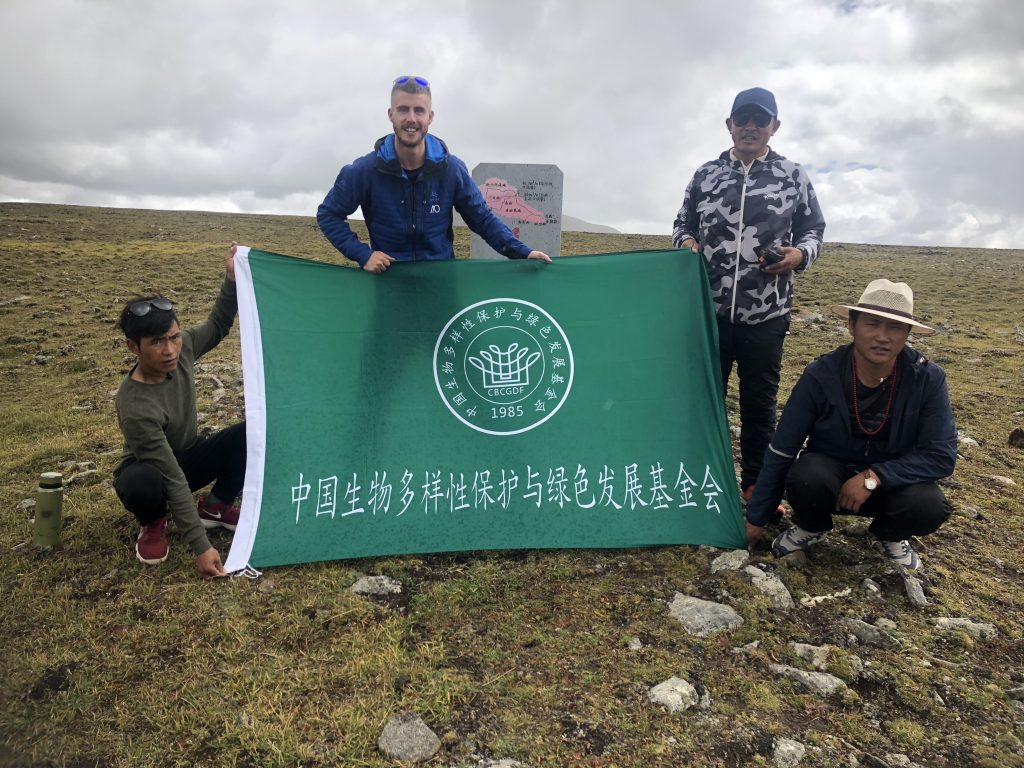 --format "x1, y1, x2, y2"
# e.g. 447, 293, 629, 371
225, 247, 744, 571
